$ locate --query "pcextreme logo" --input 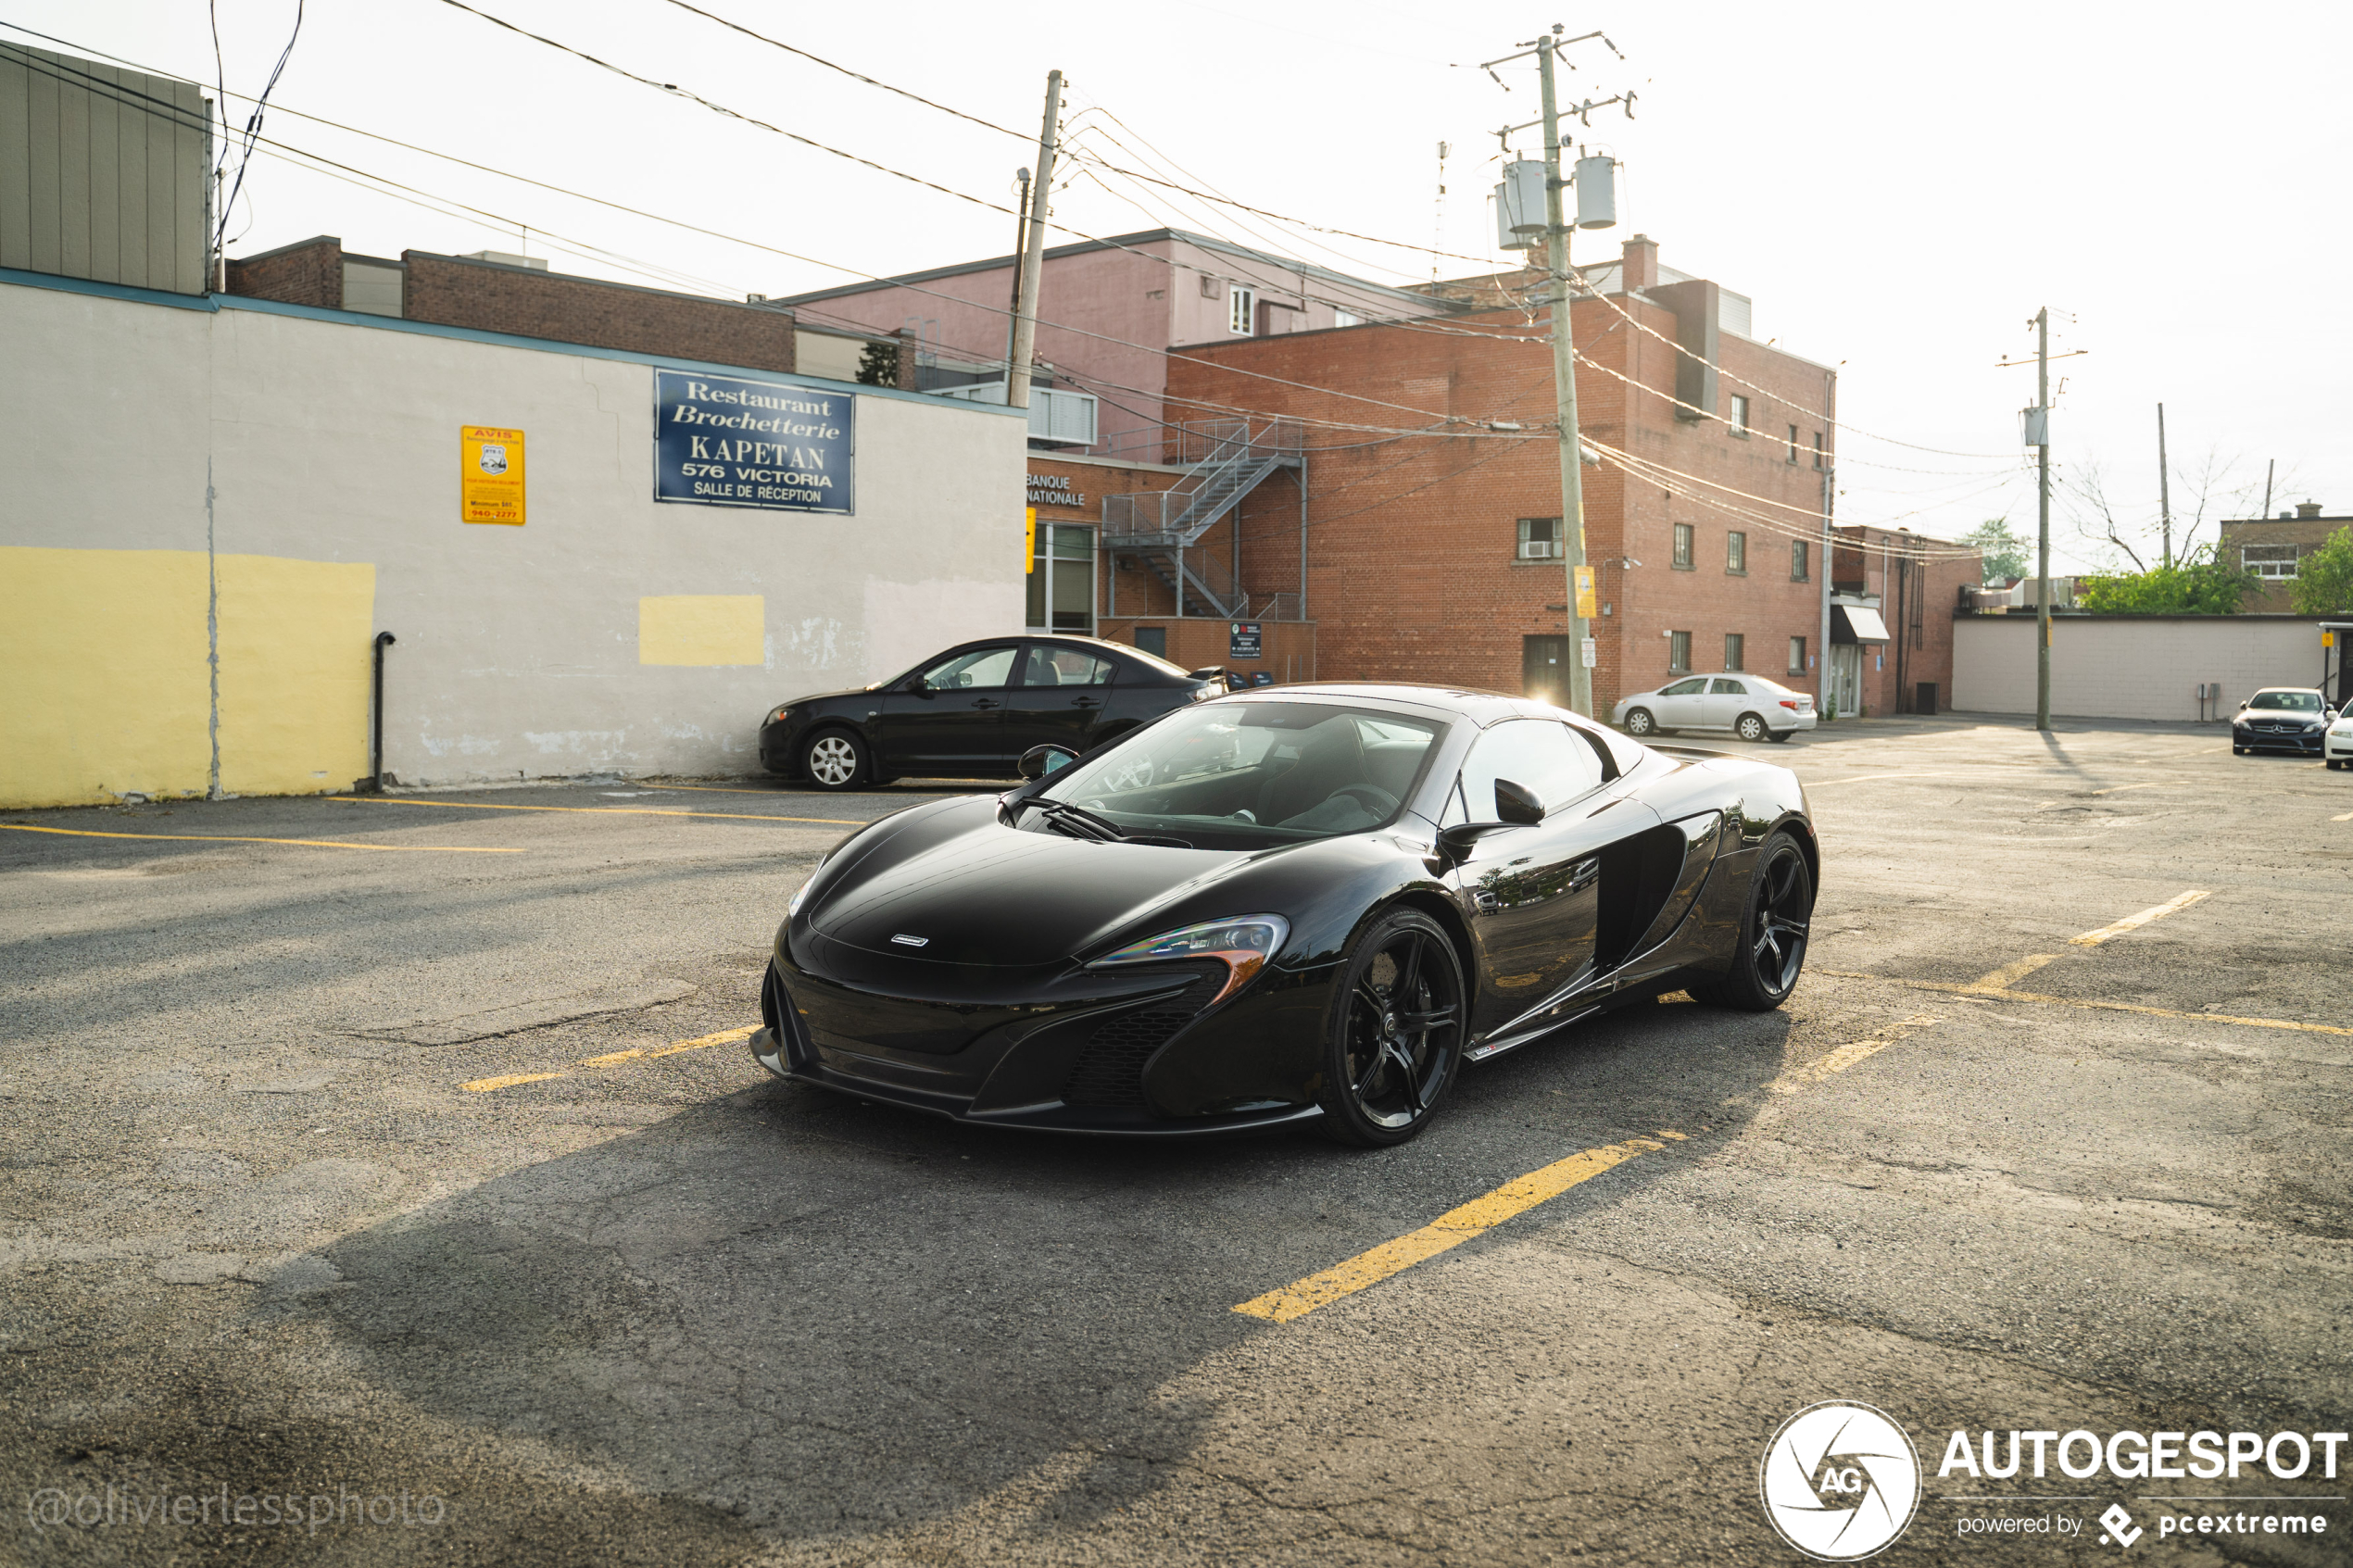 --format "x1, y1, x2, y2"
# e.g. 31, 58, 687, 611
1760, 1401, 1923, 1561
